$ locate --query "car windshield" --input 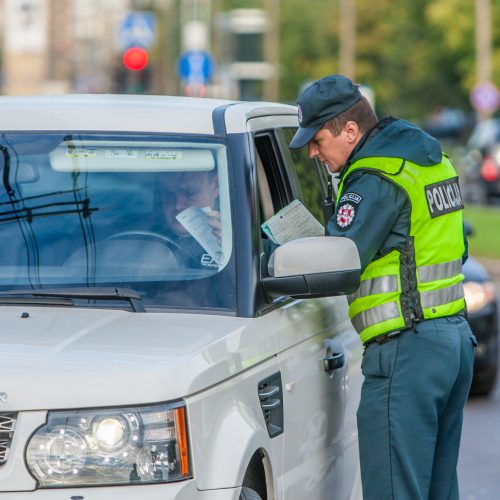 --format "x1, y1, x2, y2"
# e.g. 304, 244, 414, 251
0, 133, 235, 312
